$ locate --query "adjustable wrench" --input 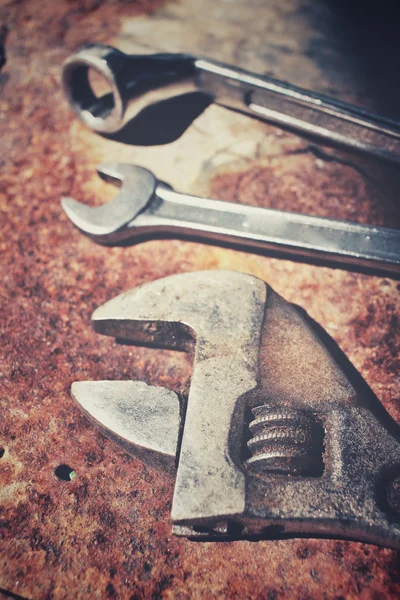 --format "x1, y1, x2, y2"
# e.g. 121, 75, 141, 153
61, 163, 400, 277
62, 44, 400, 164
71, 270, 400, 547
